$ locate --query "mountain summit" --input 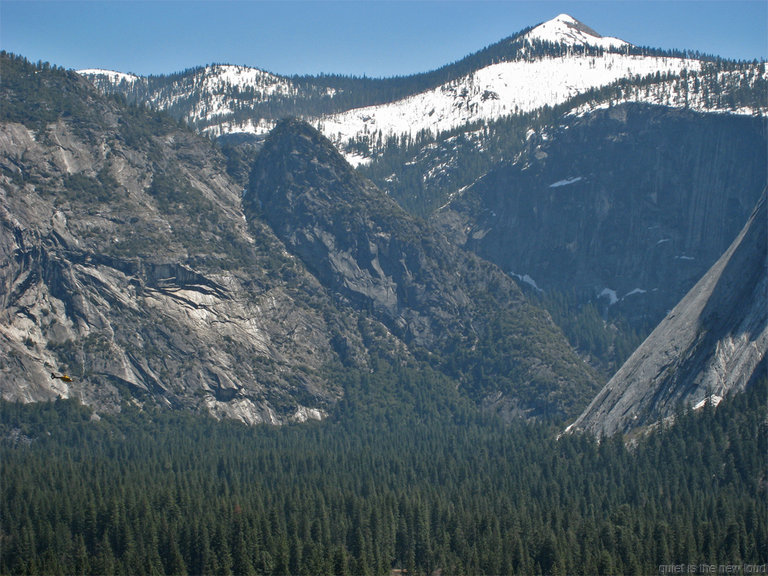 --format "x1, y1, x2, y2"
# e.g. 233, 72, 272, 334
77, 12, 765, 163
525, 14, 630, 49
